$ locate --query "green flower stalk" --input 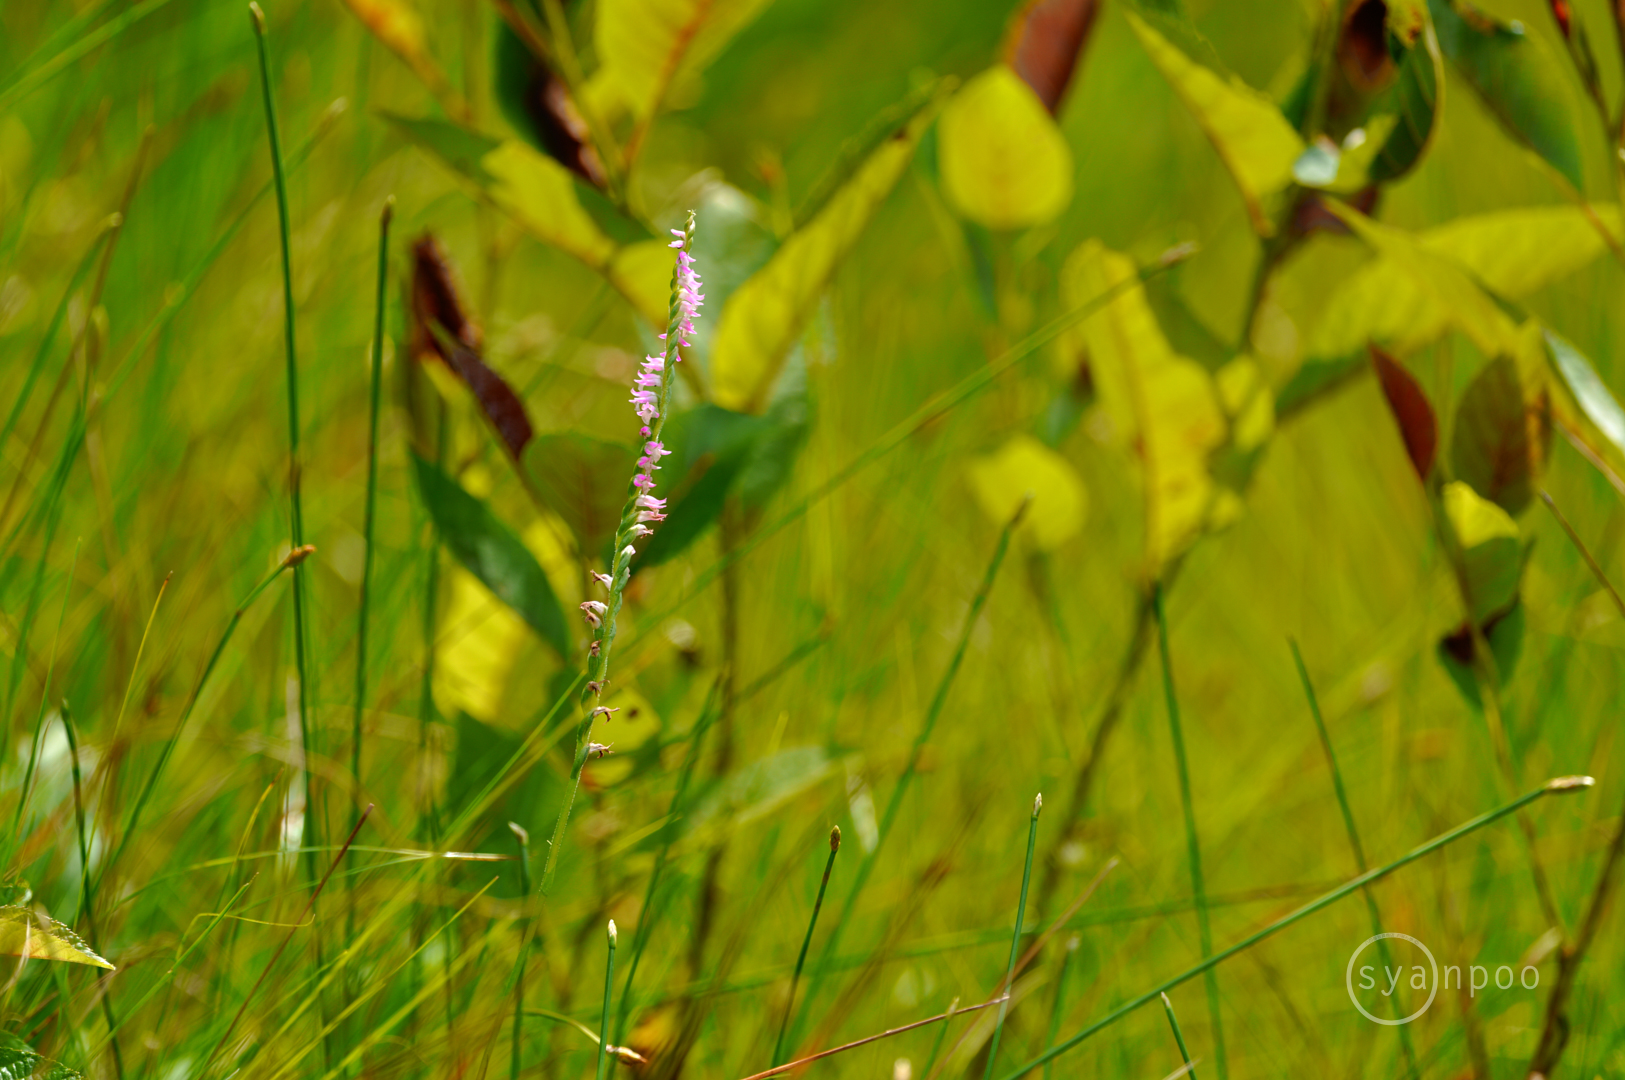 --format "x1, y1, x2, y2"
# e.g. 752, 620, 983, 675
542, 212, 702, 890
